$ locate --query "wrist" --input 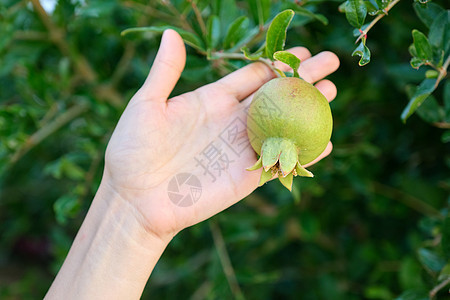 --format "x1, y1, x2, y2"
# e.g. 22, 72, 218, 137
100, 166, 185, 243
46, 178, 171, 299
95, 177, 175, 247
